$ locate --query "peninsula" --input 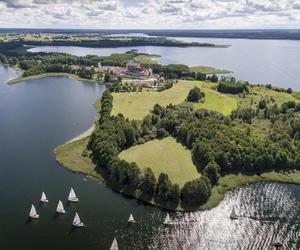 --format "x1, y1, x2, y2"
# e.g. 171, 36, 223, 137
56, 77, 300, 212
1, 35, 299, 212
